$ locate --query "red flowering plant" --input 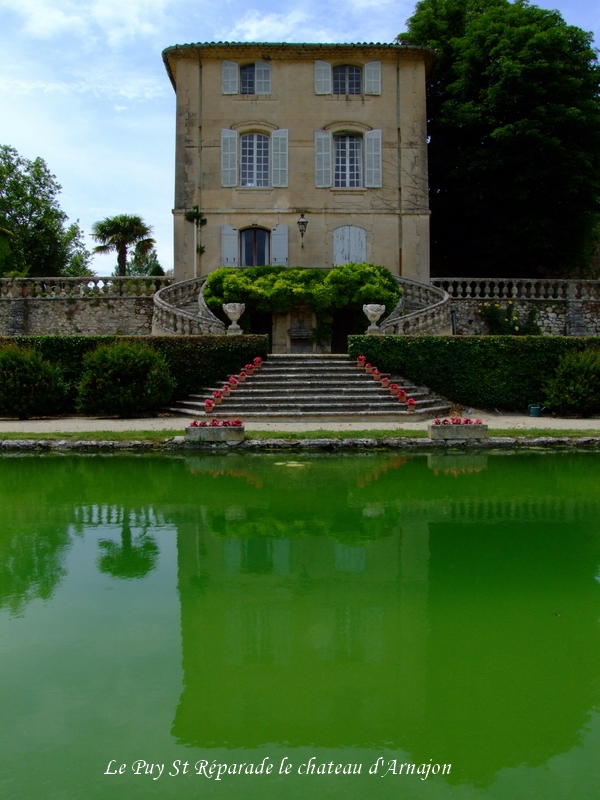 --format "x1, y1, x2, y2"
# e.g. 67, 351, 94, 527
229, 376, 238, 387
433, 418, 484, 425
381, 377, 390, 388
222, 384, 231, 396
253, 356, 263, 367
212, 390, 223, 399
365, 362, 373, 374
238, 370, 247, 381
204, 398, 215, 412
389, 383, 399, 395
406, 397, 417, 409
372, 368, 381, 381
245, 363, 255, 374
356, 355, 366, 368
397, 388, 407, 401
189, 418, 243, 428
